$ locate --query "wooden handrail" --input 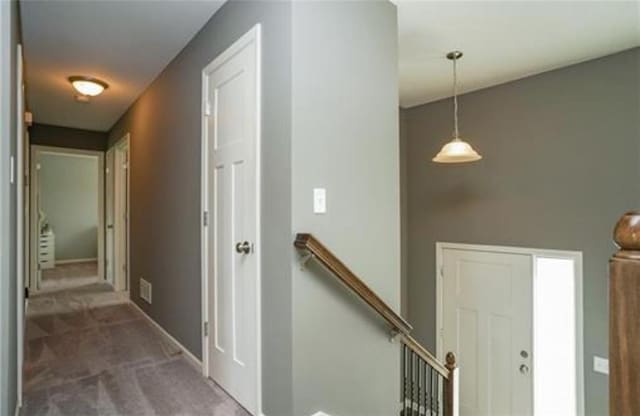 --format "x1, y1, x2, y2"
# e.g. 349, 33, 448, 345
295, 233, 412, 336
295, 233, 458, 416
